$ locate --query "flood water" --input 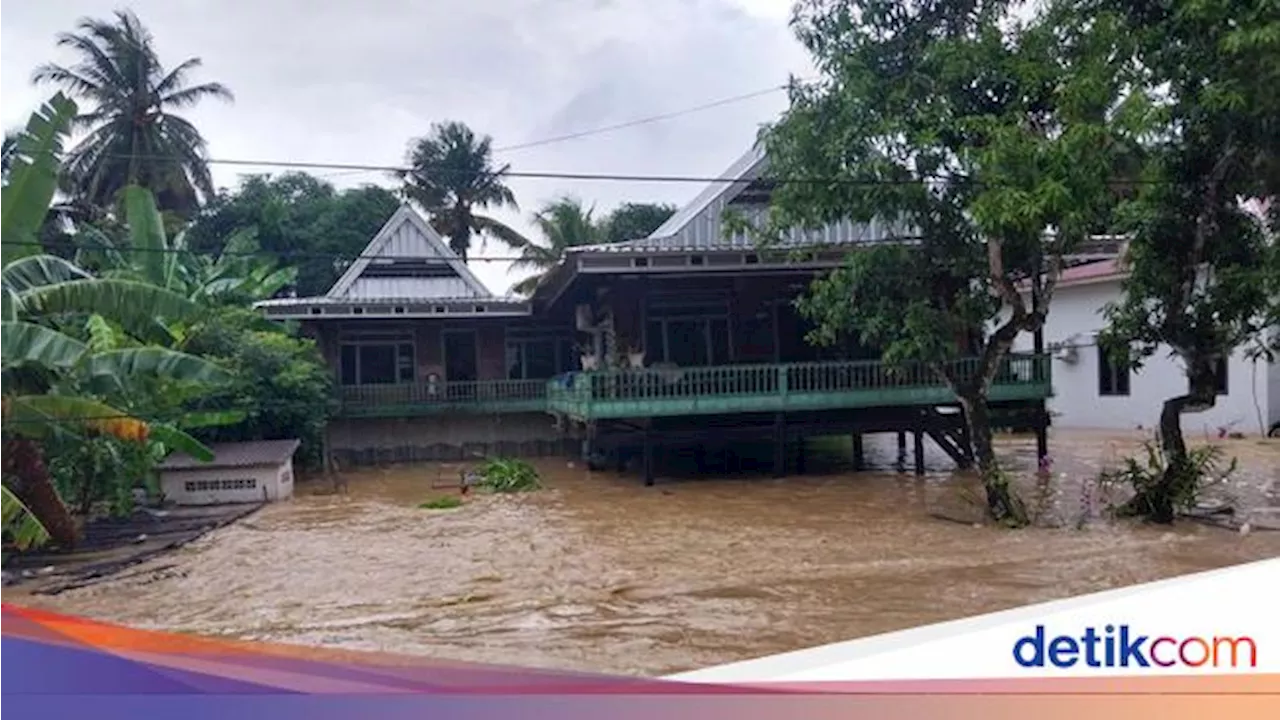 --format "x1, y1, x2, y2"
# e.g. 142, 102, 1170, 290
14, 430, 1280, 676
